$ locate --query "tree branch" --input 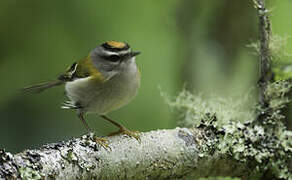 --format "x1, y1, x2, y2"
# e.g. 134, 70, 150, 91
0, 127, 268, 180
254, 0, 273, 112
2, 118, 291, 180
